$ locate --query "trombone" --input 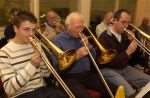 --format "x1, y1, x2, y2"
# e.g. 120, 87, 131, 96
79, 29, 125, 98
84, 26, 116, 64
129, 24, 150, 40
34, 30, 76, 71
30, 31, 75, 98
124, 24, 150, 55
79, 32, 114, 98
